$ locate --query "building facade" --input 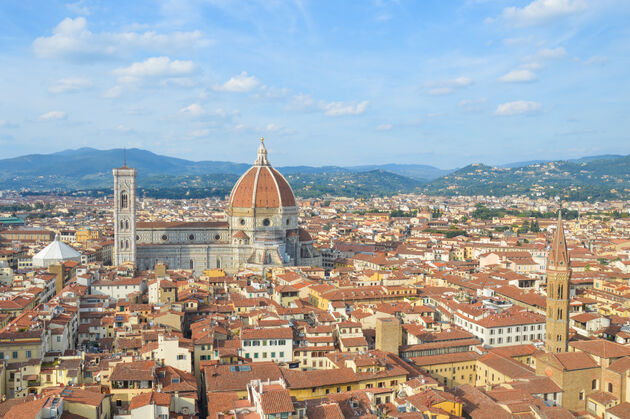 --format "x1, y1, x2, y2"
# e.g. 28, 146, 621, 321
113, 139, 321, 274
